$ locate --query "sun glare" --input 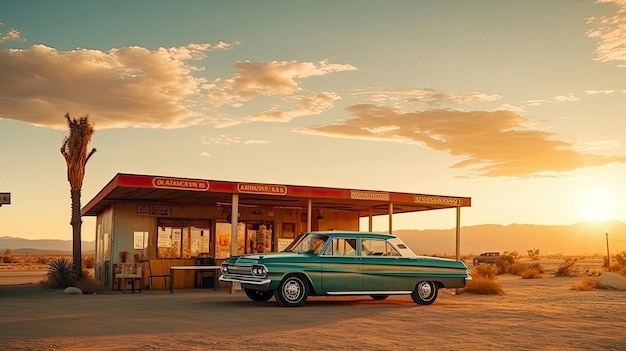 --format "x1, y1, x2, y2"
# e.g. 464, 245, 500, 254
577, 186, 621, 222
